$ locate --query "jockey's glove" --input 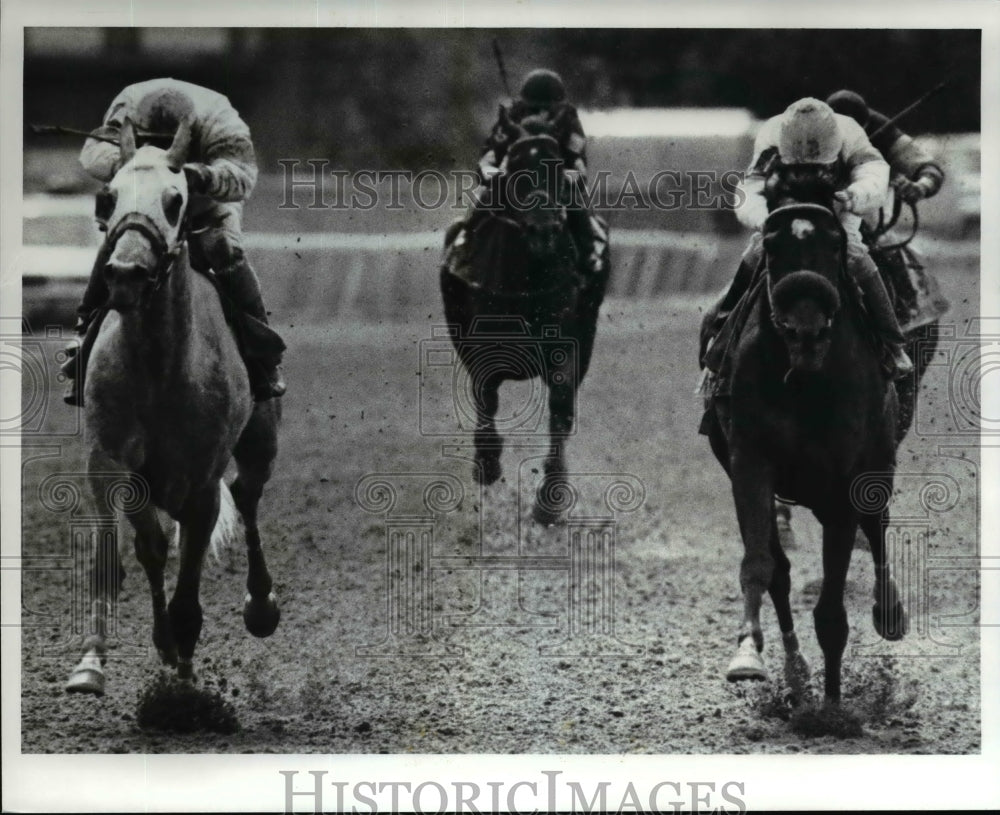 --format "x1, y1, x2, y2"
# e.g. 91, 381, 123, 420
833, 188, 857, 213
894, 176, 932, 204
183, 163, 212, 195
